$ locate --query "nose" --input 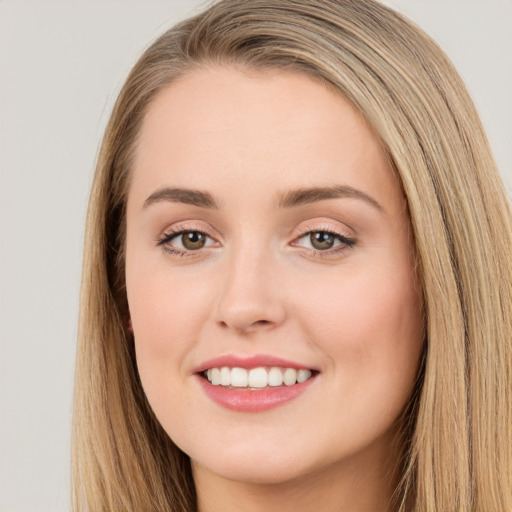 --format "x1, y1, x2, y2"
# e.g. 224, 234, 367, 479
213, 244, 287, 334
